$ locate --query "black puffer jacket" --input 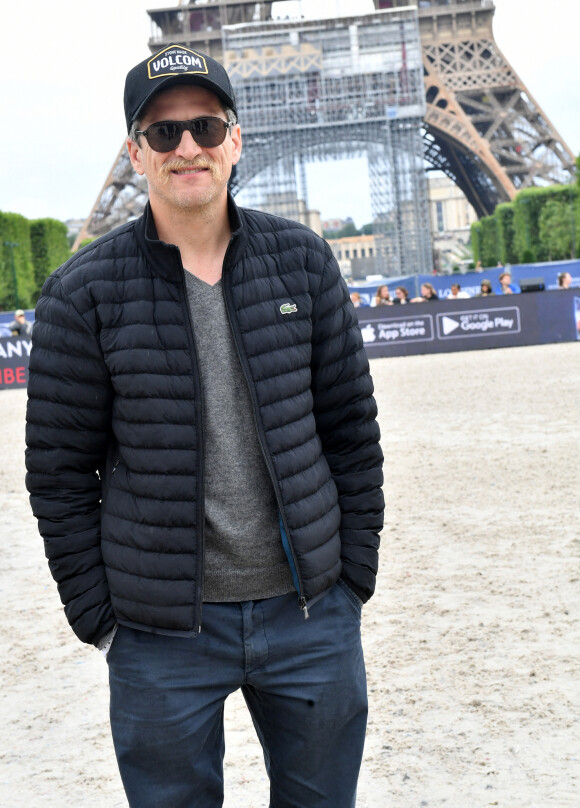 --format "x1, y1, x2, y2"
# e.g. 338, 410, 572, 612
25, 197, 384, 646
